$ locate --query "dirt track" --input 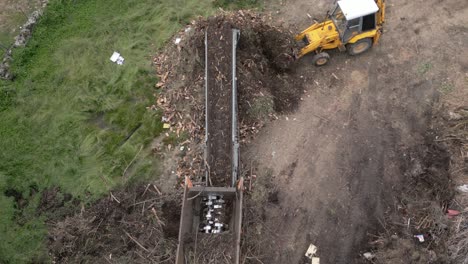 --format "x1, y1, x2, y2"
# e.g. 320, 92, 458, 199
243, 0, 468, 263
